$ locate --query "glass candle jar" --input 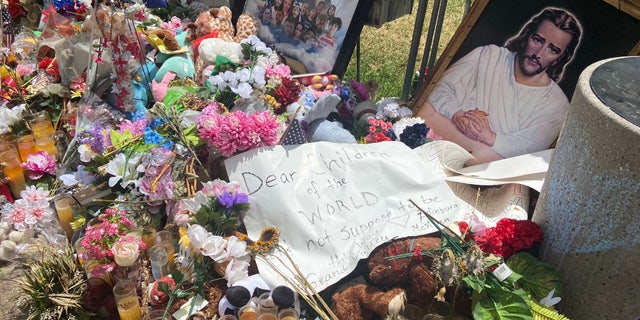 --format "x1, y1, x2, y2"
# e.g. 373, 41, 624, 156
16, 133, 37, 163
153, 230, 176, 270
27, 111, 55, 138
113, 279, 142, 320
35, 135, 58, 159
0, 144, 26, 199
277, 308, 298, 320
149, 244, 170, 281
54, 194, 76, 240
